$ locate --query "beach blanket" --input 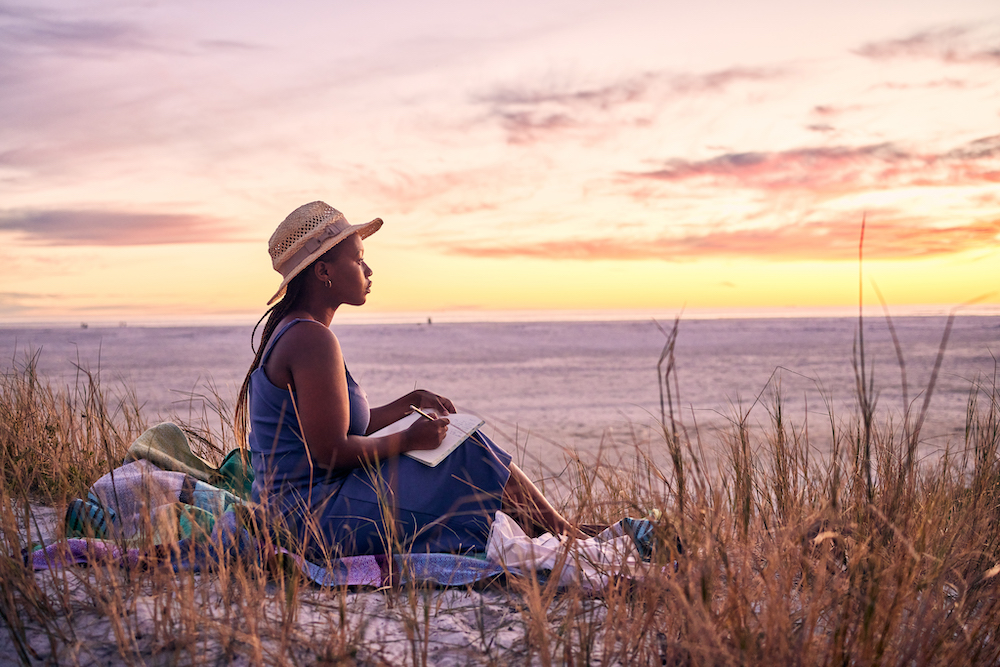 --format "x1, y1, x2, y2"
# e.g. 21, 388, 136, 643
33, 422, 506, 587
122, 422, 253, 499
30, 422, 664, 590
